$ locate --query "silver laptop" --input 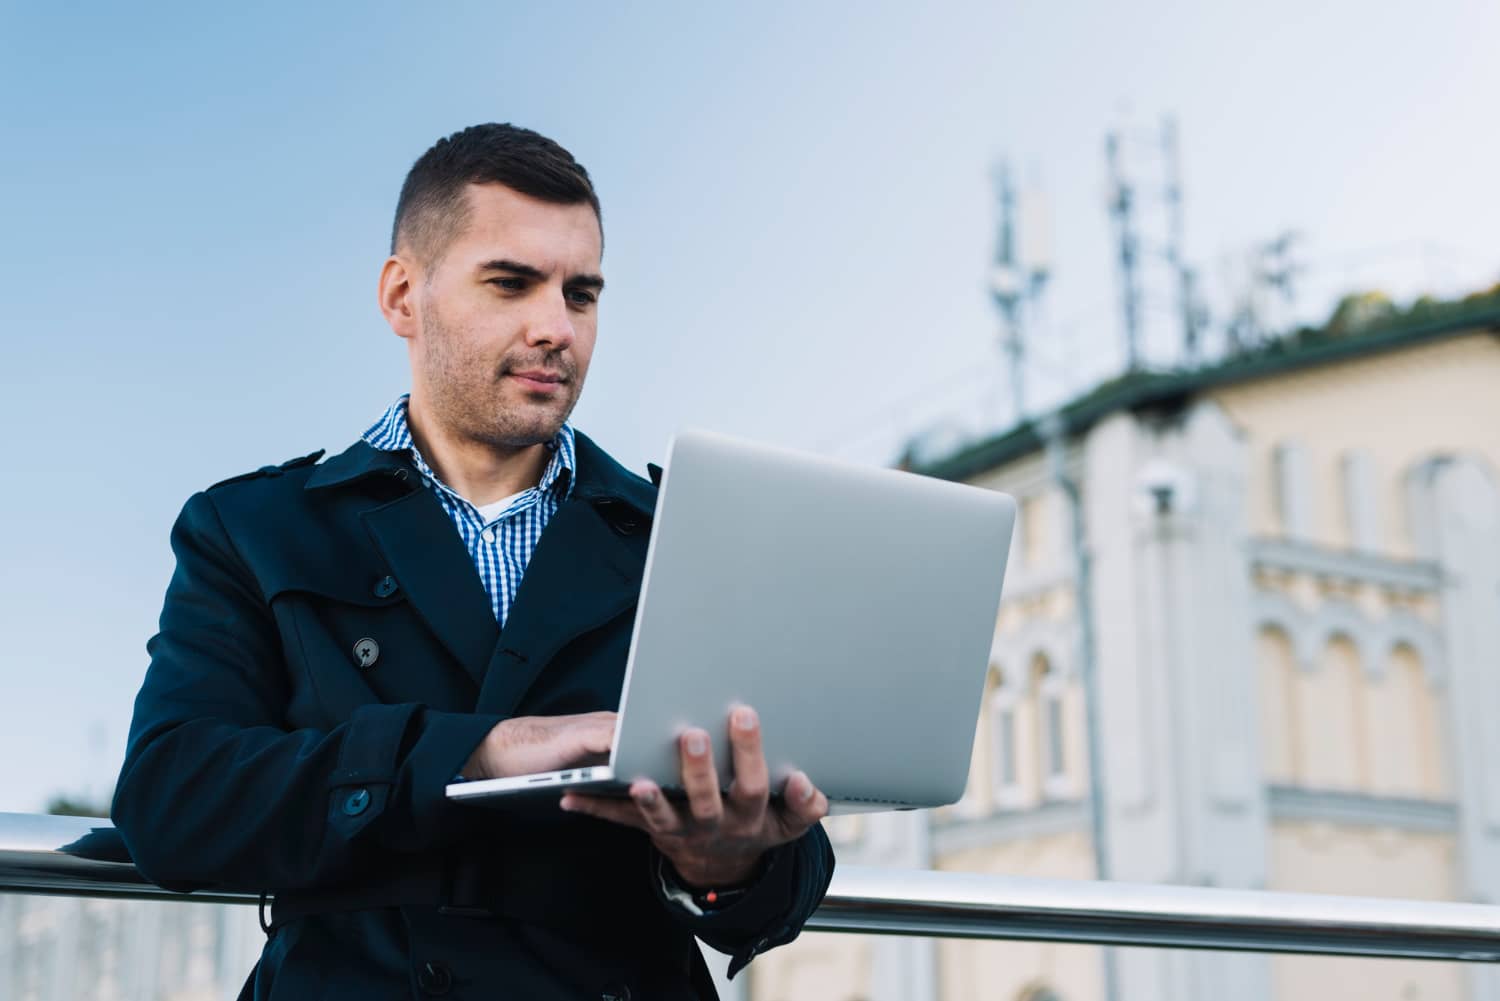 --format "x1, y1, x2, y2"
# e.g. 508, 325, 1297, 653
447, 429, 1016, 813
